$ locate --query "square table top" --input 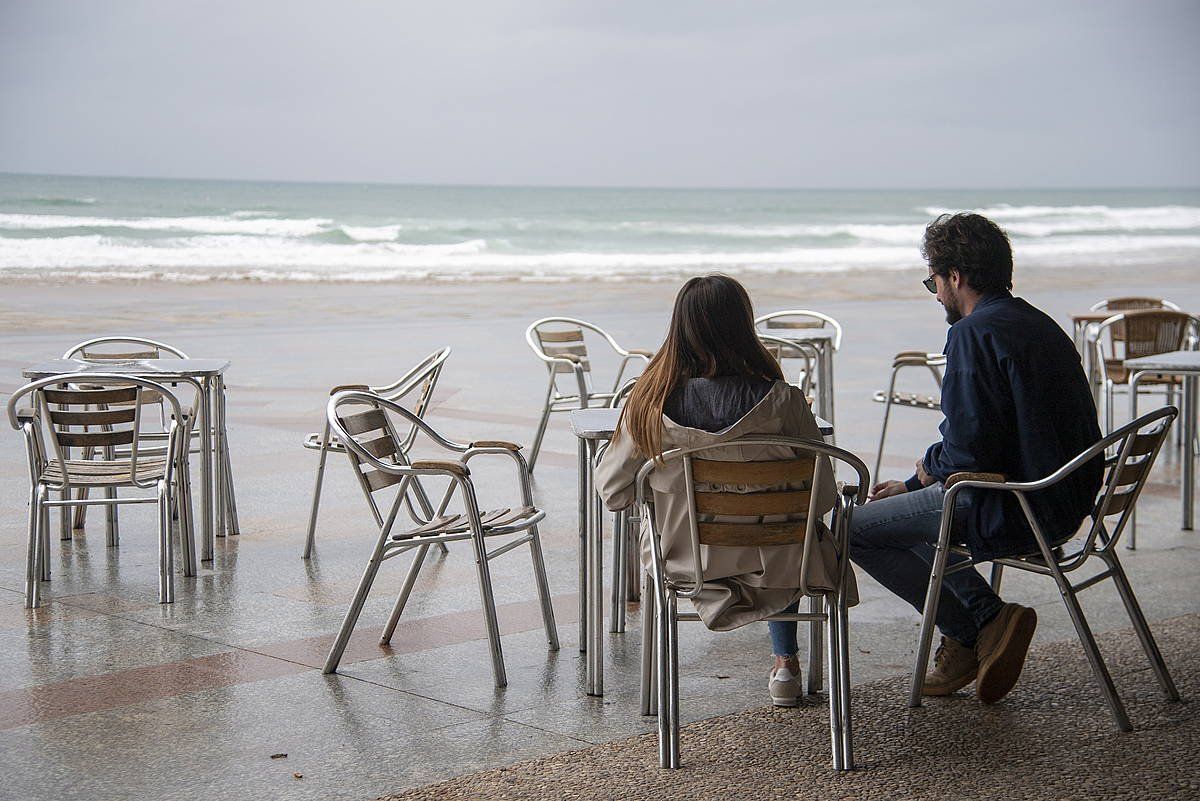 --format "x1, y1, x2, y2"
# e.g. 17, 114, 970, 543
23, 358, 230, 380
570, 406, 833, 440
1123, 350, 1200, 374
